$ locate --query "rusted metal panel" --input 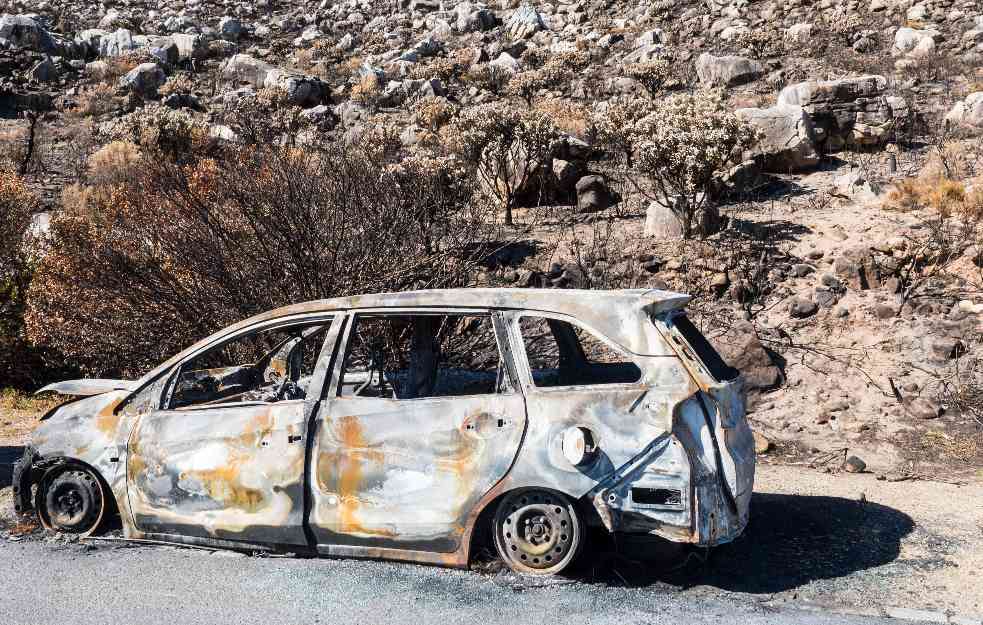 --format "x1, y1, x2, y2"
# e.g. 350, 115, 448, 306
309, 394, 525, 553
126, 401, 310, 545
